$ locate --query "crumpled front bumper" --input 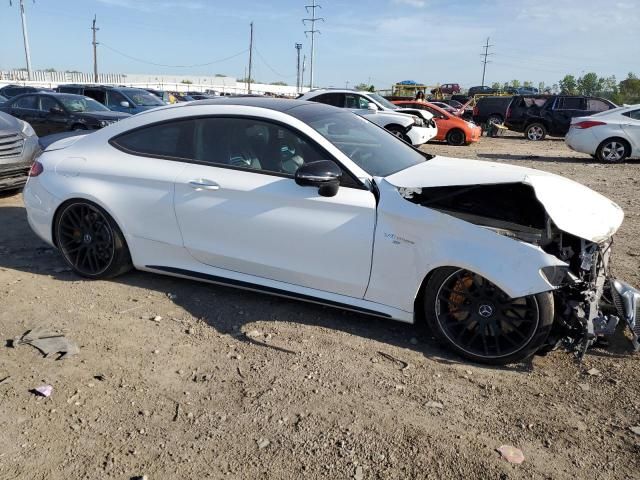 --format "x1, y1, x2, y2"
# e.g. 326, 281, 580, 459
611, 279, 640, 350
